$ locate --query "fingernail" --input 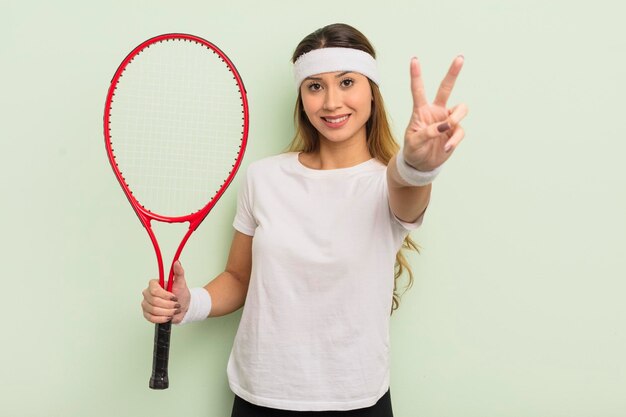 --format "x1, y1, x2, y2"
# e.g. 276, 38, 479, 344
175, 303, 181, 309
437, 122, 450, 133
457, 54, 464, 60
171, 296, 179, 302
444, 143, 452, 152
175, 309, 181, 315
